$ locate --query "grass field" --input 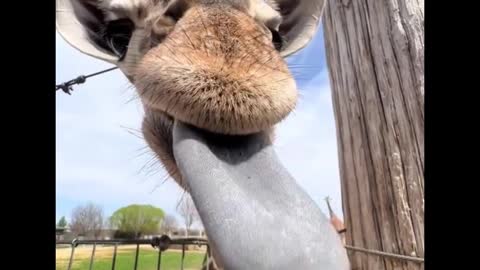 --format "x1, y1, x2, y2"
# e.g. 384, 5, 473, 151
56, 245, 206, 270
